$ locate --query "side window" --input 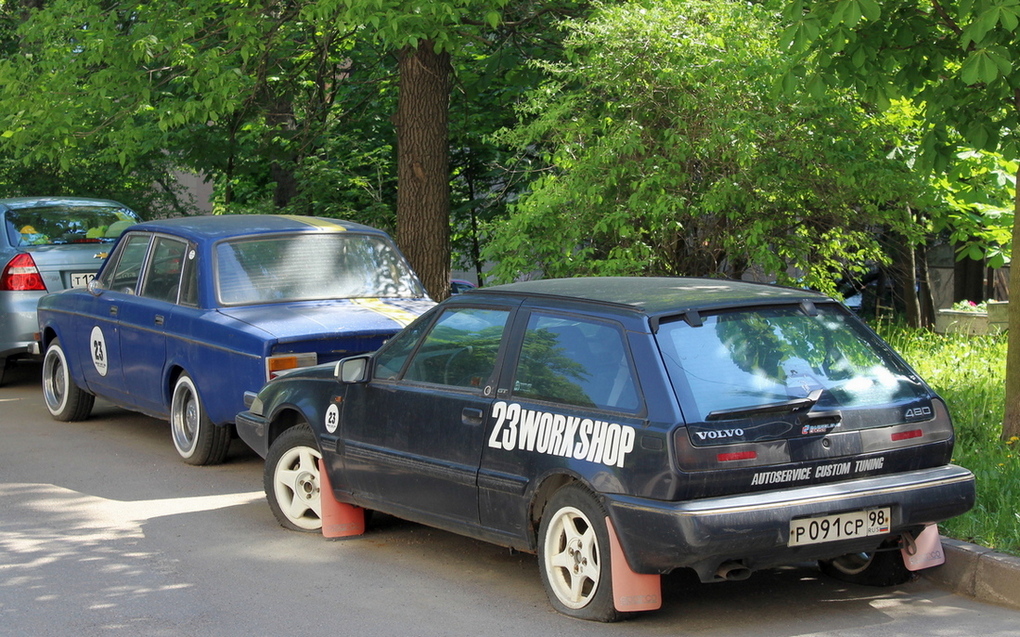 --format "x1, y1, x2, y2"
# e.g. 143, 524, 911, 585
402, 307, 510, 388
513, 313, 640, 412
100, 233, 151, 294
178, 247, 199, 307
140, 237, 188, 303
373, 319, 432, 381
